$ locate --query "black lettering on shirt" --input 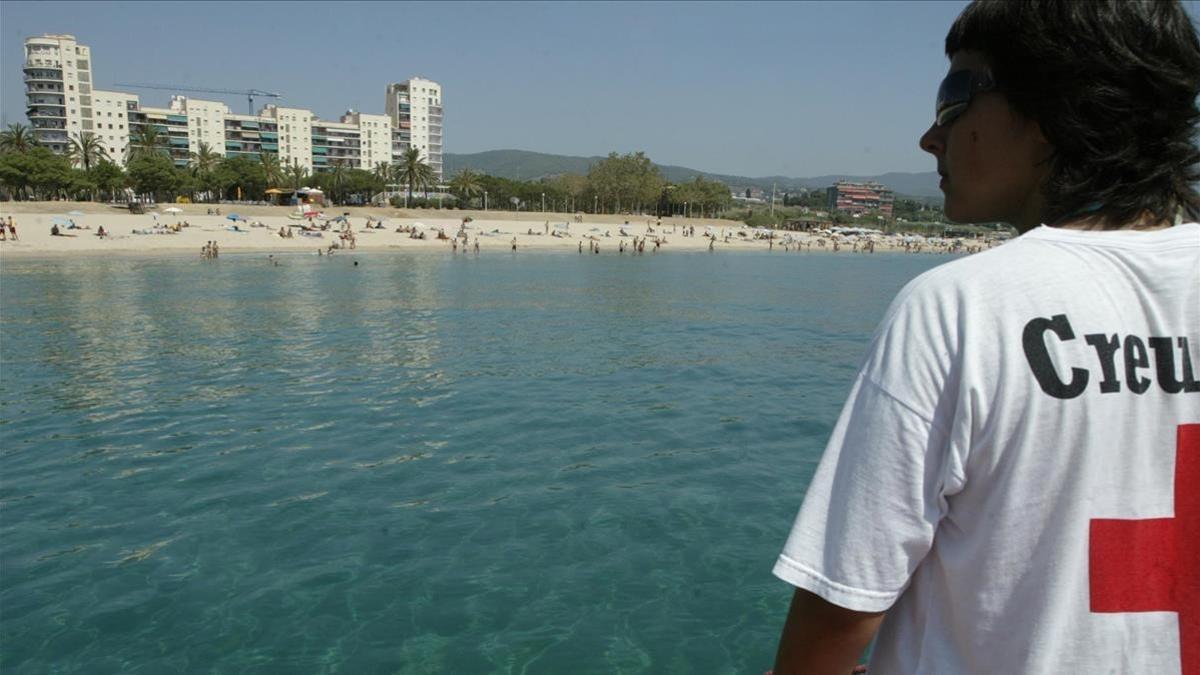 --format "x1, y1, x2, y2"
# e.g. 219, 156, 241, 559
1124, 336, 1151, 394
1084, 333, 1122, 393
1023, 314, 1088, 399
